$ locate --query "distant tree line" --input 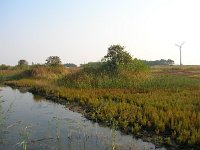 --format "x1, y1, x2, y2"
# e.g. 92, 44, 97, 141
0, 64, 11, 70
1, 48, 174, 70
0, 56, 78, 70
142, 59, 174, 66
64, 63, 77, 67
